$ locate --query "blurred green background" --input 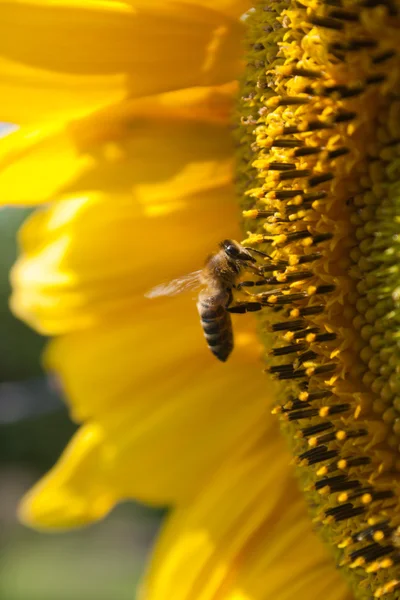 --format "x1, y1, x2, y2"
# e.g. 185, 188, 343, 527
0, 208, 163, 600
